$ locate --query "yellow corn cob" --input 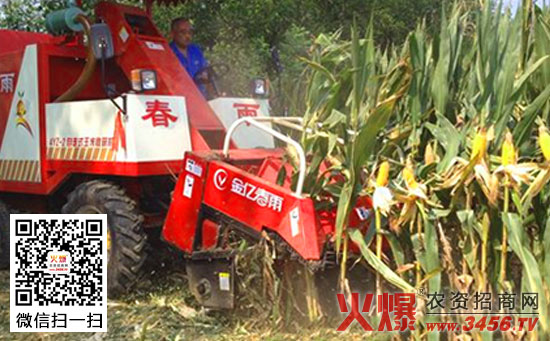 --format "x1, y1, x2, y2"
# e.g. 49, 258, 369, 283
389, 127, 400, 140
424, 143, 435, 165
501, 131, 516, 166
376, 161, 390, 187
402, 164, 418, 190
471, 128, 487, 161
285, 145, 300, 167
539, 125, 550, 162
